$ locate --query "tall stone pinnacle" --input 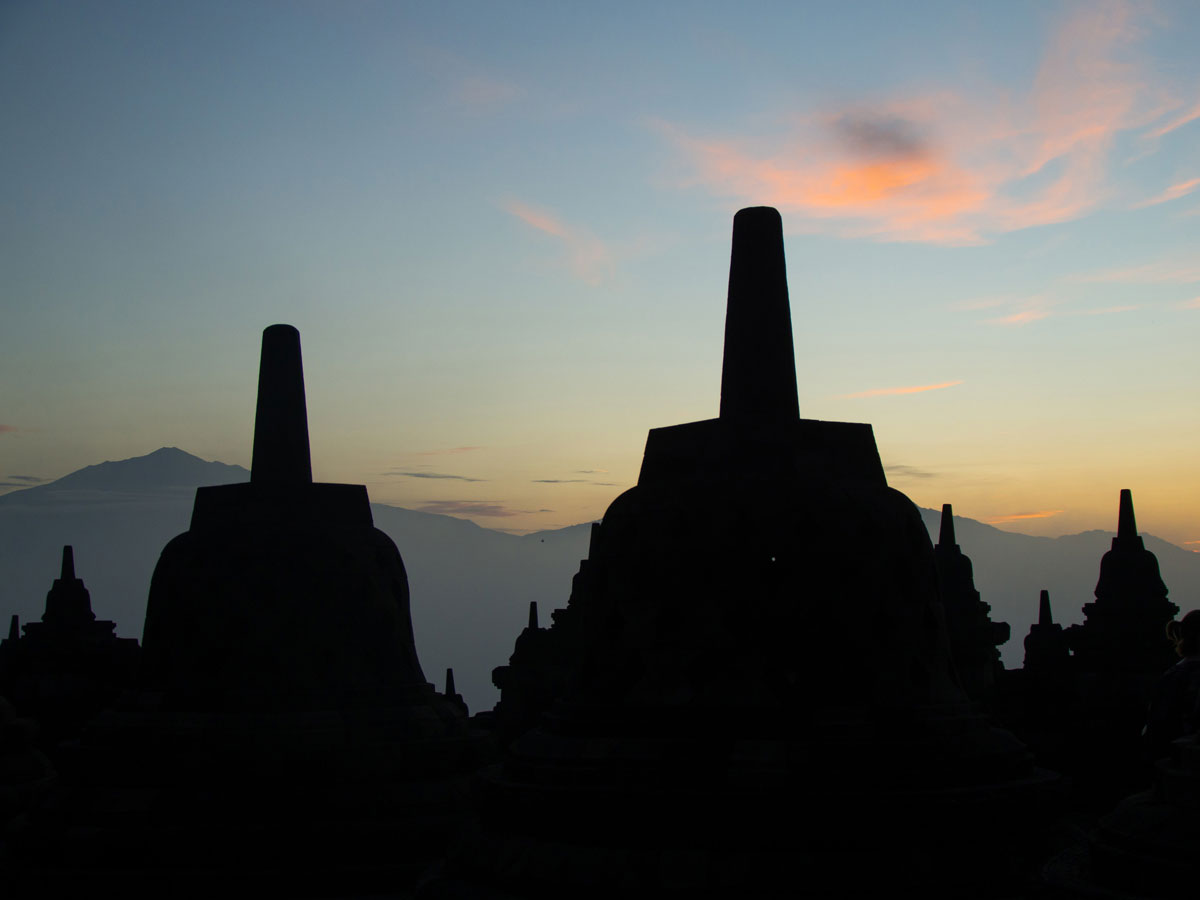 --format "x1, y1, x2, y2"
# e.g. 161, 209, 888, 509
251, 324, 313, 485
718, 207, 800, 423
1117, 488, 1137, 541
938, 504, 956, 549
61, 545, 76, 581
1039, 590, 1053, 626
